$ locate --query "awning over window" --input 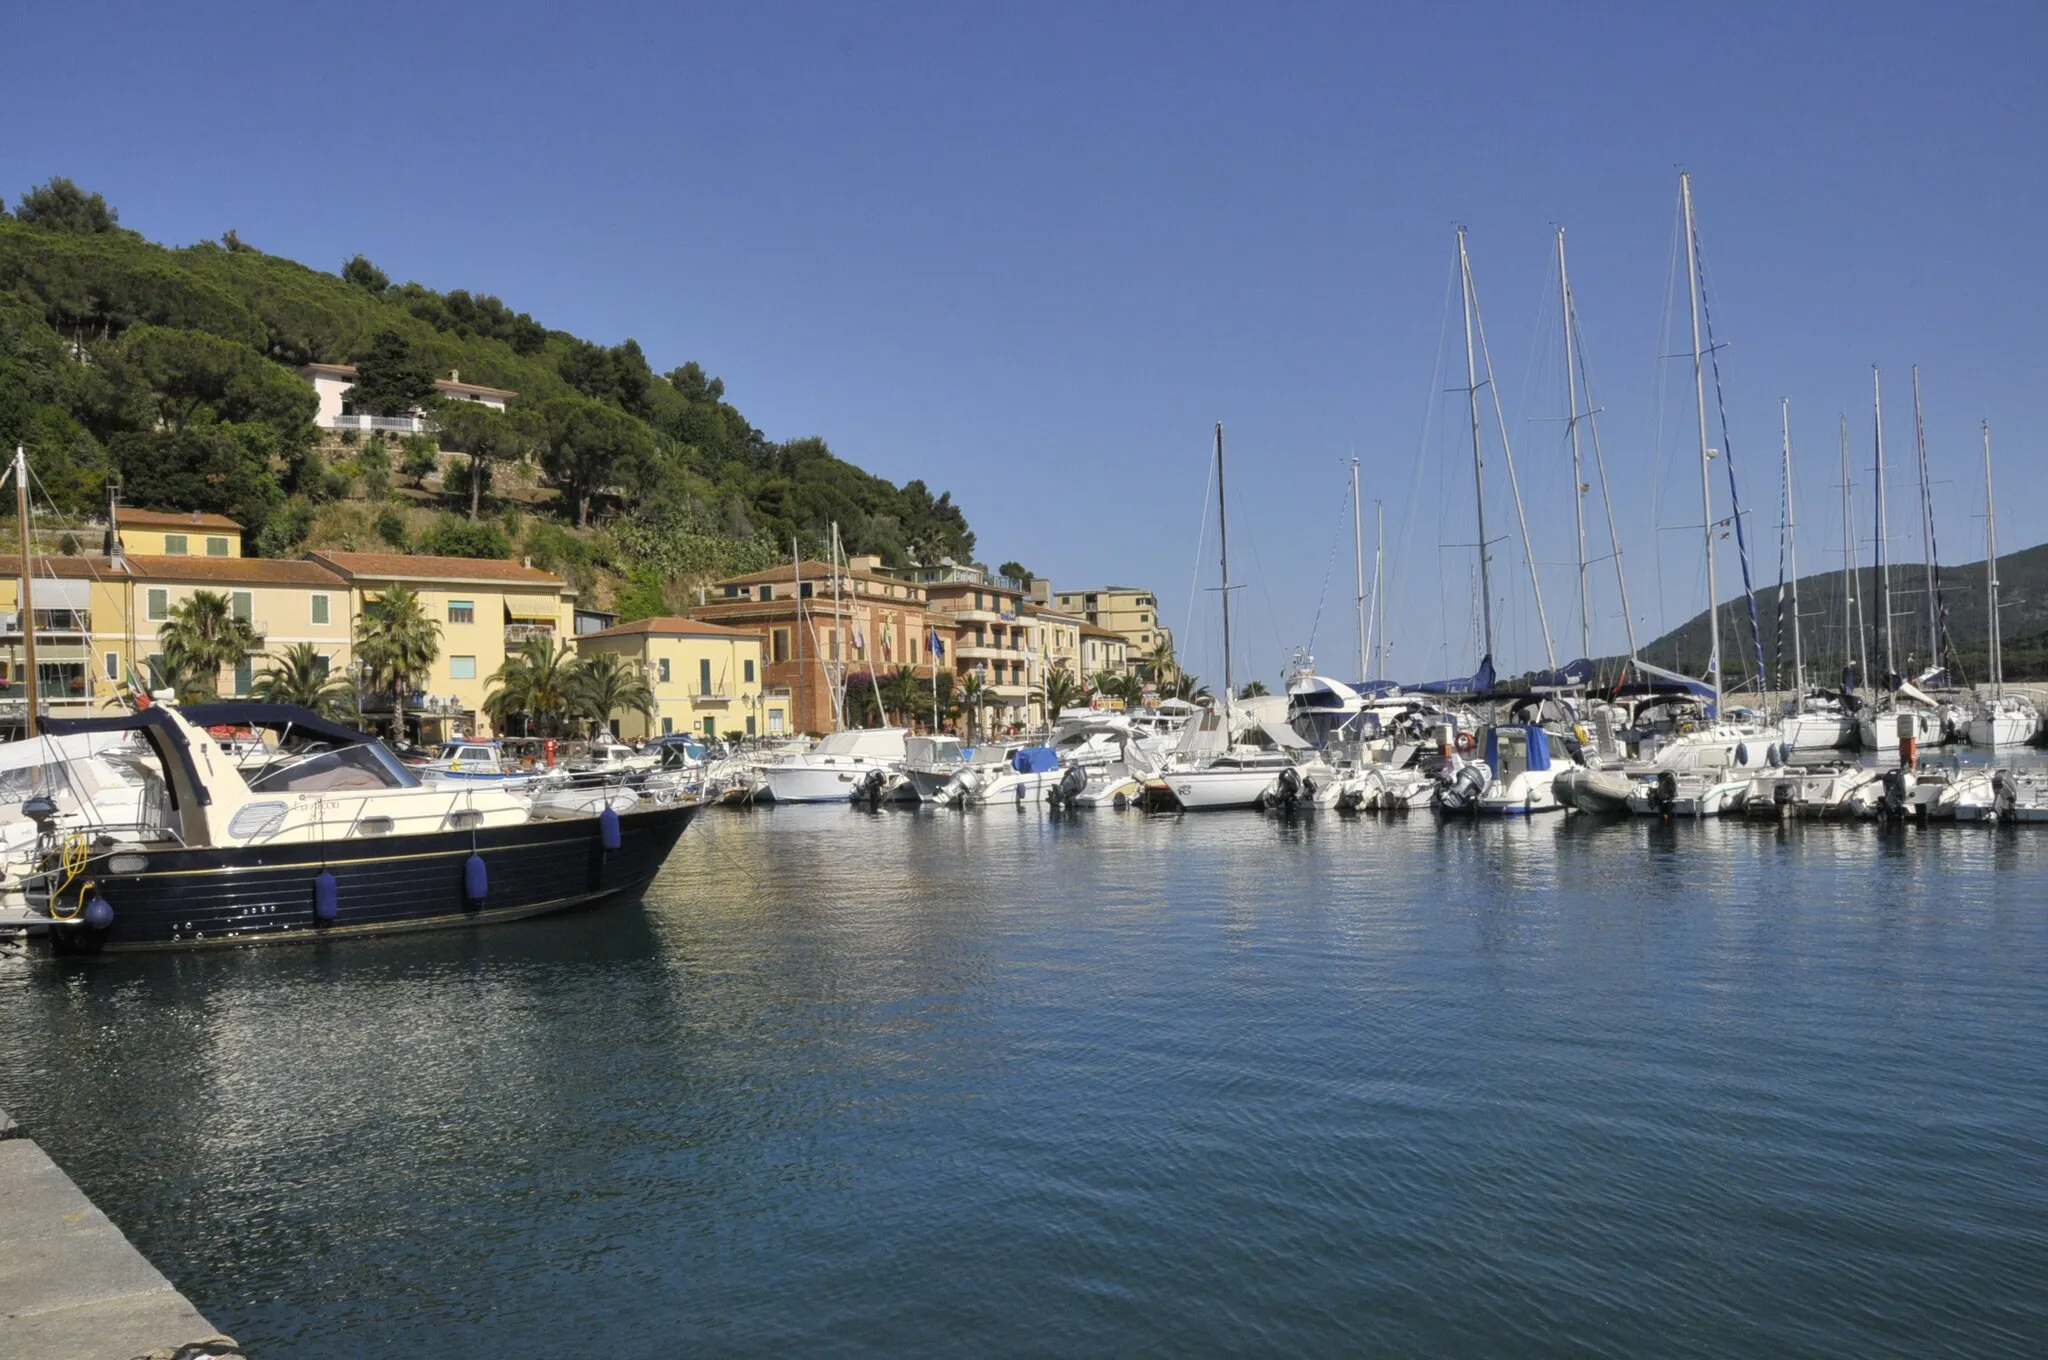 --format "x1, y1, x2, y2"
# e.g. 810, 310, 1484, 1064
25, 579, 92, 609
504, 603, 561, 622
